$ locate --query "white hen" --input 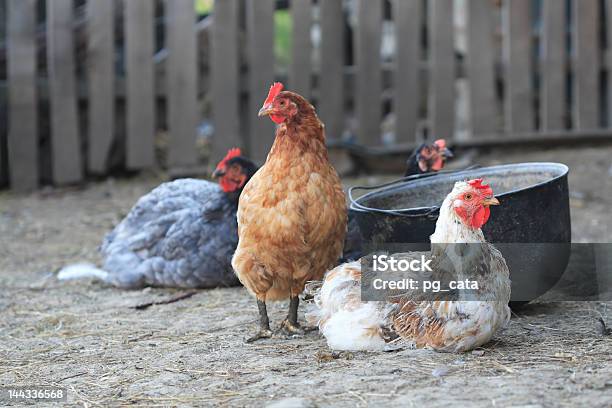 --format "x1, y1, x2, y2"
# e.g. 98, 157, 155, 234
308, 179, 511, 353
